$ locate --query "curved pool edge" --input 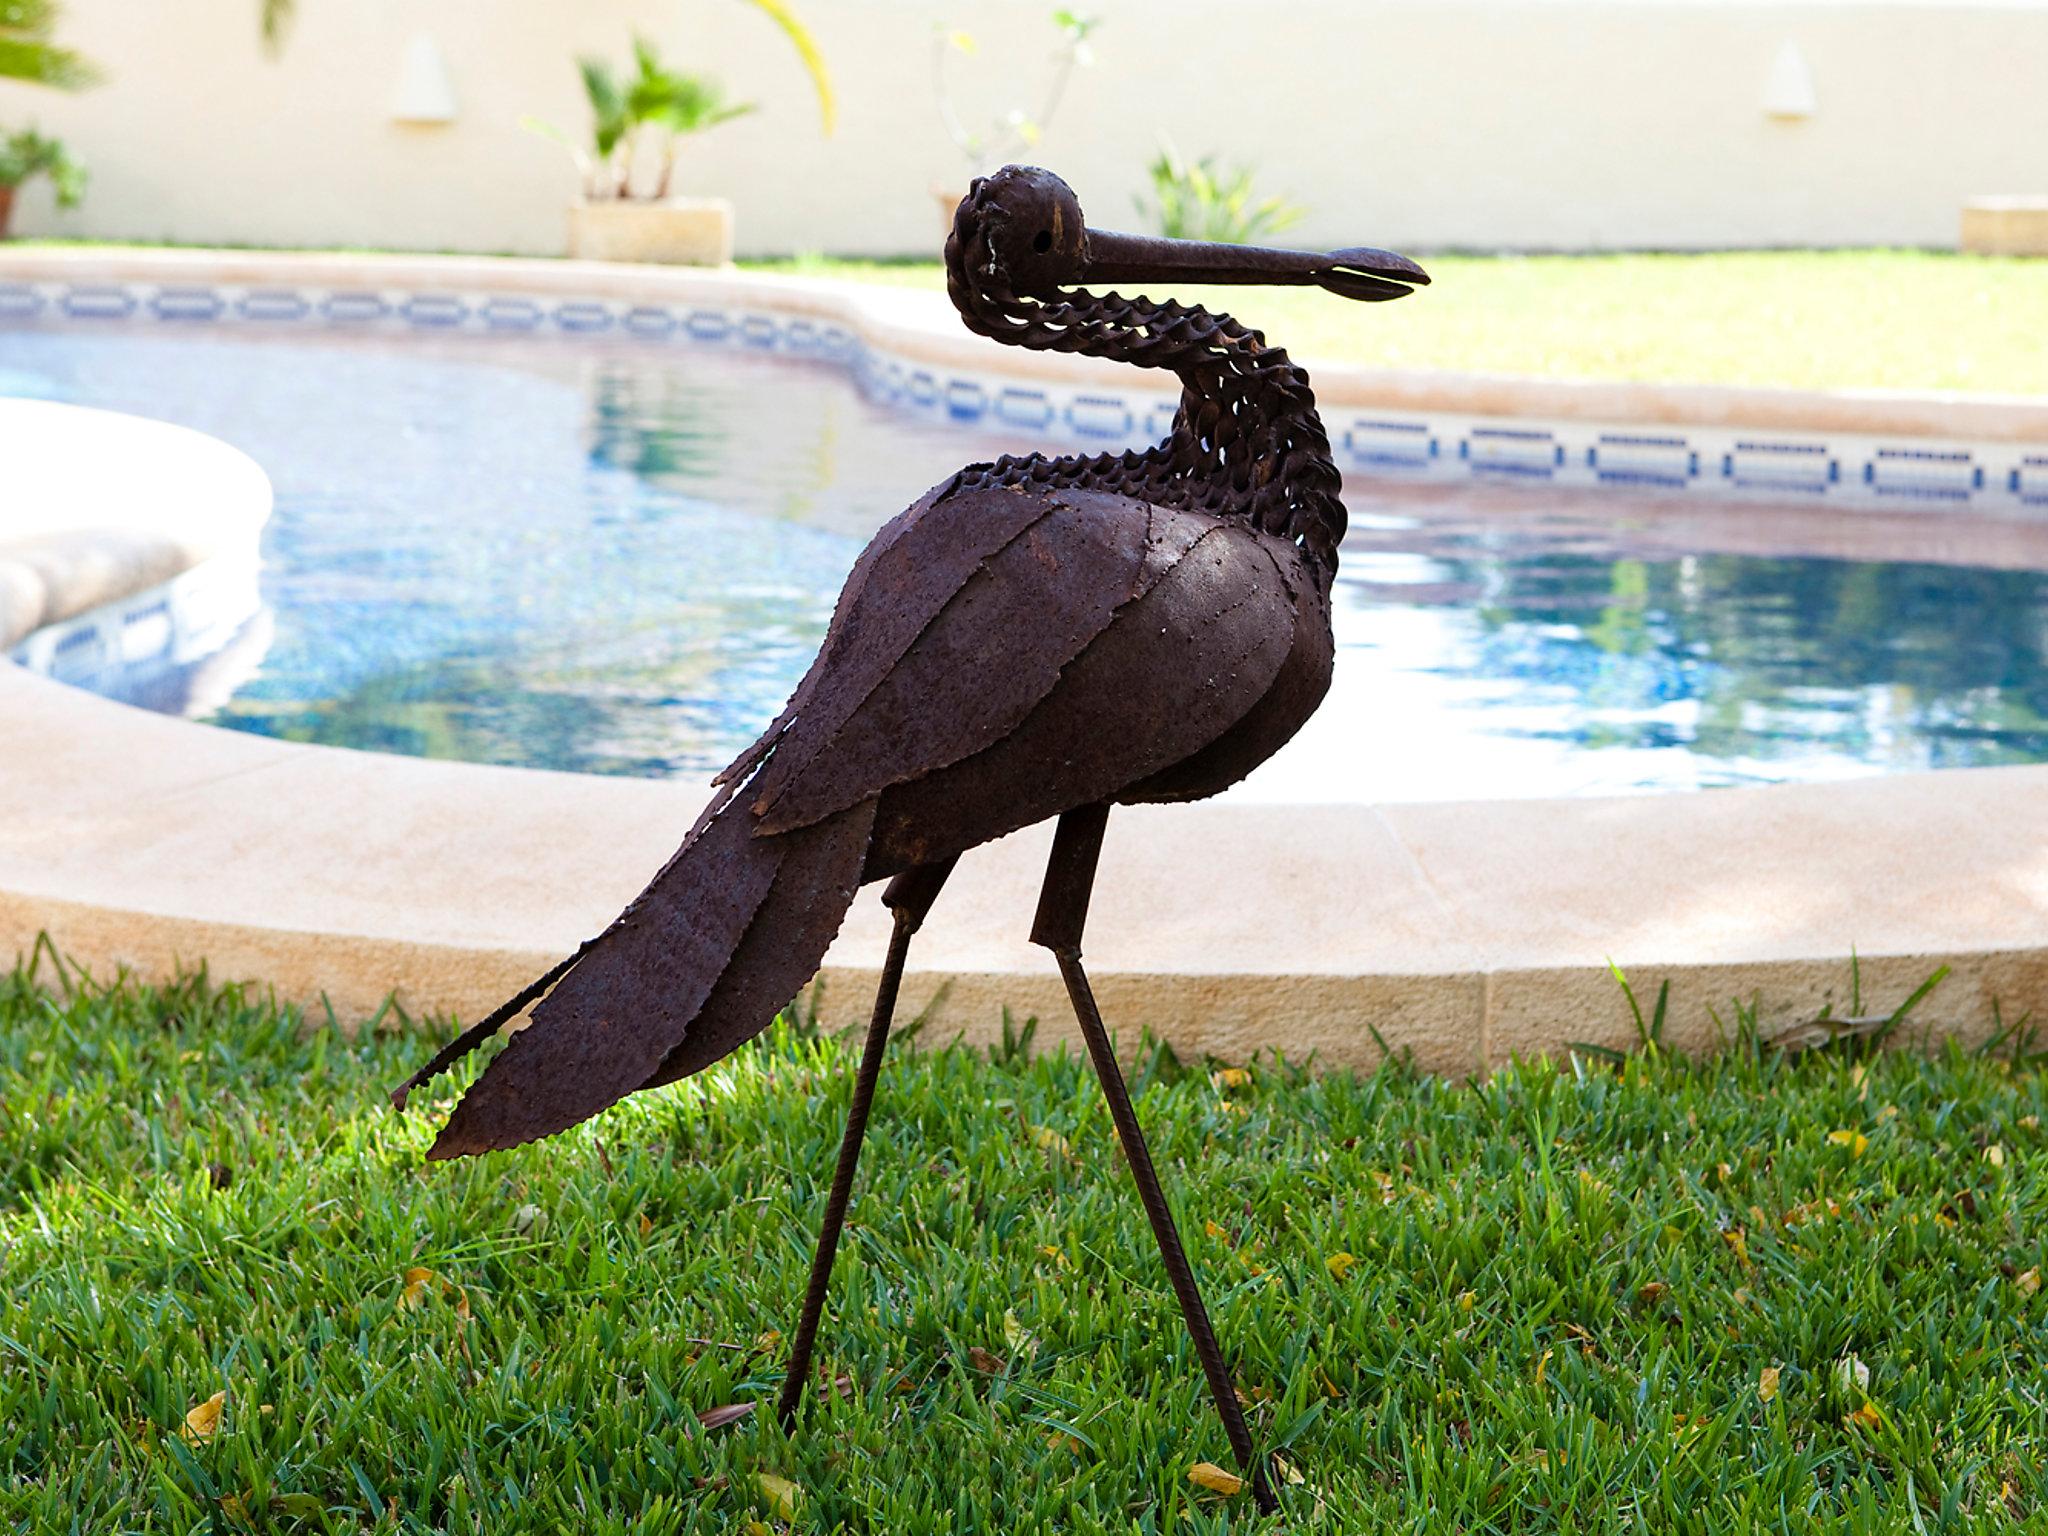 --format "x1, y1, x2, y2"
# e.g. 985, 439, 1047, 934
0, 397, 272, 649
4, 659, 2043, 1072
